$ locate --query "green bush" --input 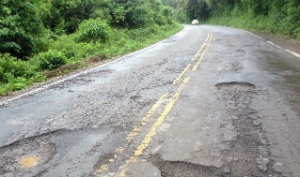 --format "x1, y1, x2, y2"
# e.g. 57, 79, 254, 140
154, 14, 167, 26
37, 50, 67, 70
77, 18, 111, 43
294, 28, 300, 40
4, 74, 28, 91
49, 35, 79, 59
0, 54, 45, 94
0, 0, 48, 59
0, 54, 34, 83
46, 0, 97, 34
